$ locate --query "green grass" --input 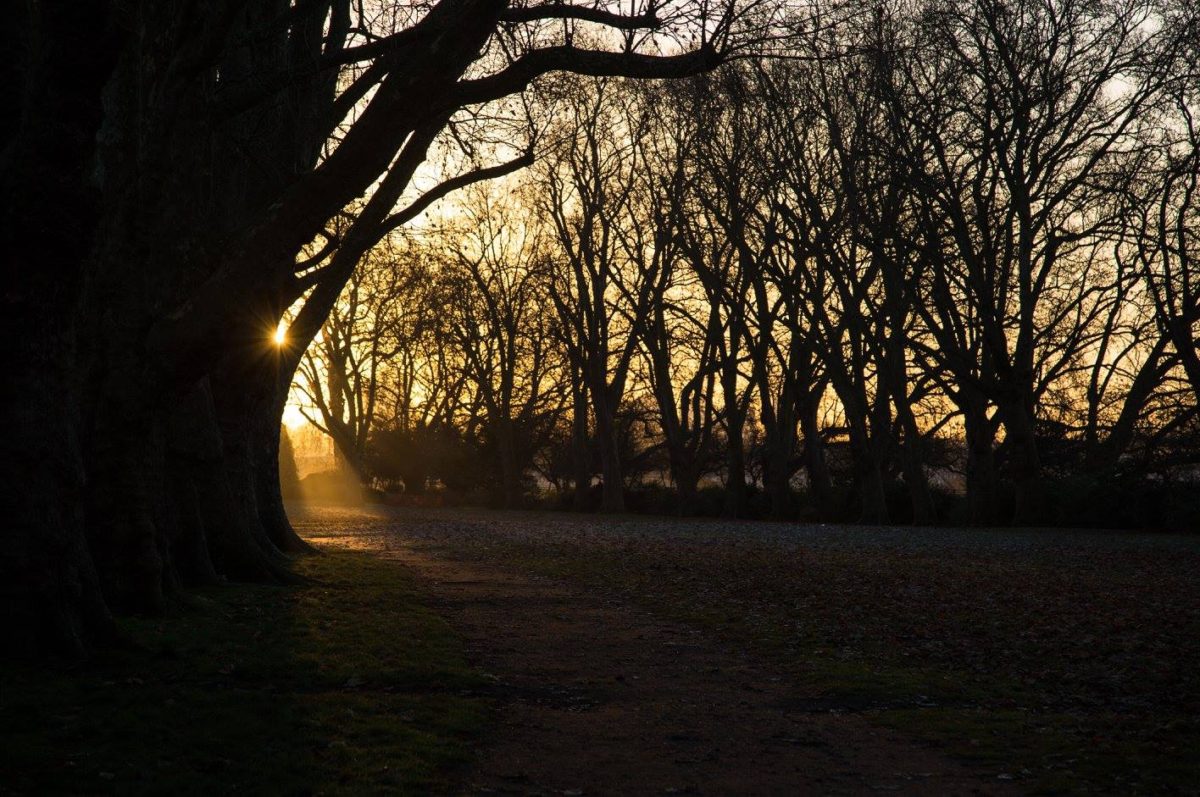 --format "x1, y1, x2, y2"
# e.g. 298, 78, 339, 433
0, 550, 486, 795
